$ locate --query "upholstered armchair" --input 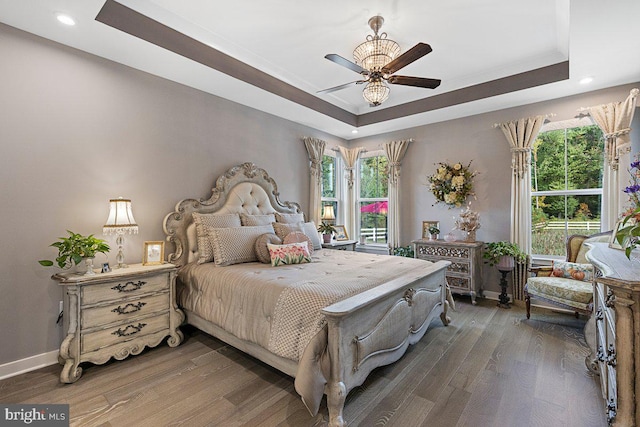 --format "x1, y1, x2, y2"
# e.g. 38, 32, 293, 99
525, 231, 611, 319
